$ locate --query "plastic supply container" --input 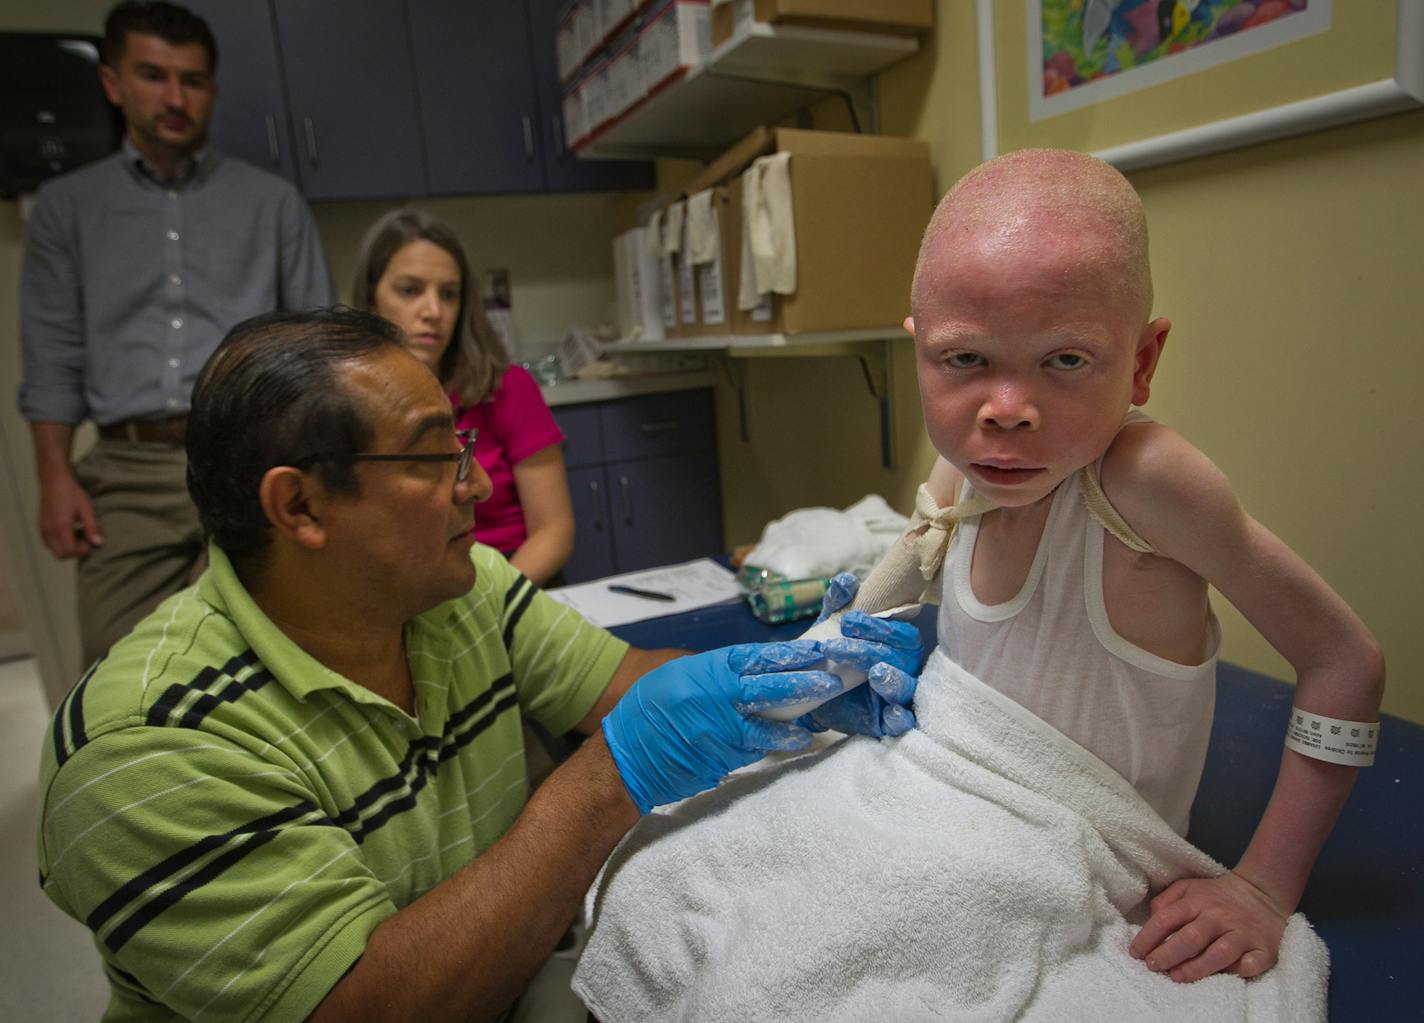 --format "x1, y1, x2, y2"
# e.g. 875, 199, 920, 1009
745, 575, 830, 624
